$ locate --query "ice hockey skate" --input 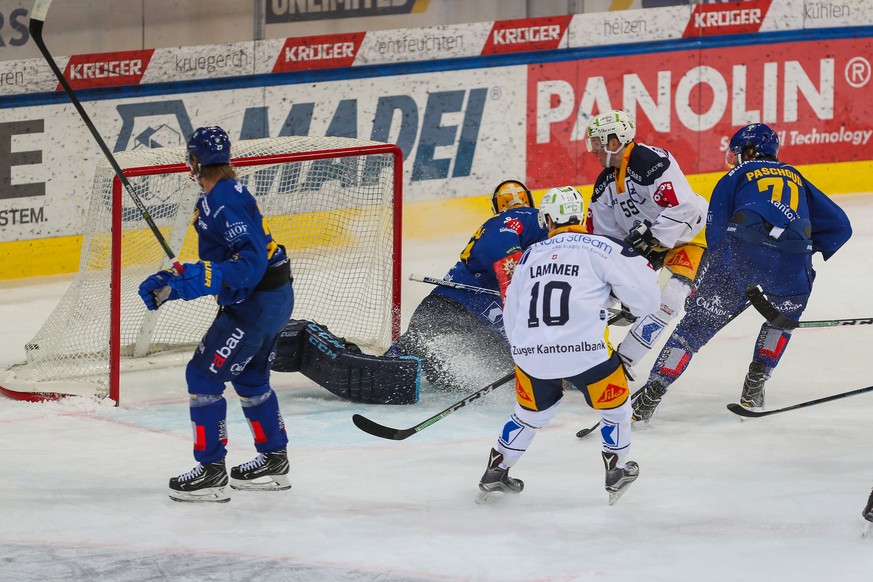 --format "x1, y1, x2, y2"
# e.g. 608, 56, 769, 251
475, 448, 524, 504
230, 449, 291, 491
168, 460, 230, 503
863, 489, 873, 538
740, 361, 766, 410
631, 380, 667, 422
602, 452, 639, 506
